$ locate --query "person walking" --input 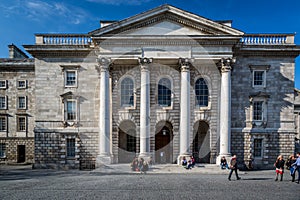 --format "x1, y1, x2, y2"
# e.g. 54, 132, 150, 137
286, 154, 296, 182
274, 155, 285, 181
292, 152, 300, 184
228, 155, 241, 181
